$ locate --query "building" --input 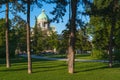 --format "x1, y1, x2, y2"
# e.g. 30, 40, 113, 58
31, 9, 57, 53
37, 9, 50, 31
35, 9, 56, 36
